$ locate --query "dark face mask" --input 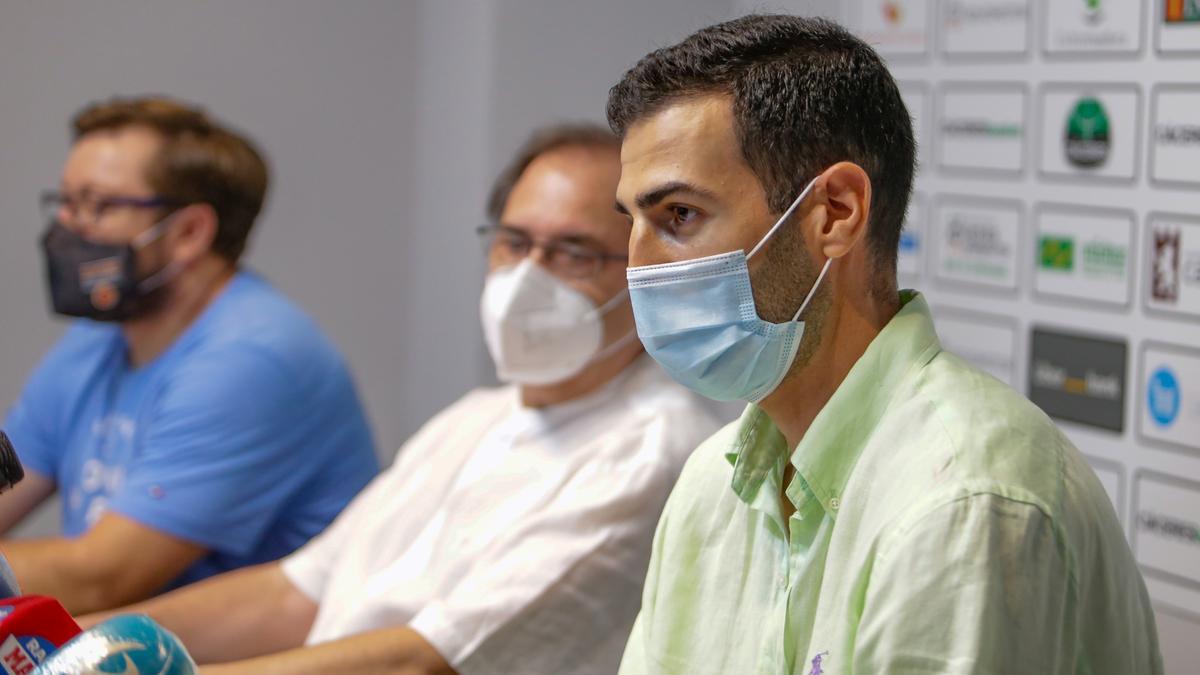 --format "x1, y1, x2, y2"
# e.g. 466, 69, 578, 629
40, 220, 175, 322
